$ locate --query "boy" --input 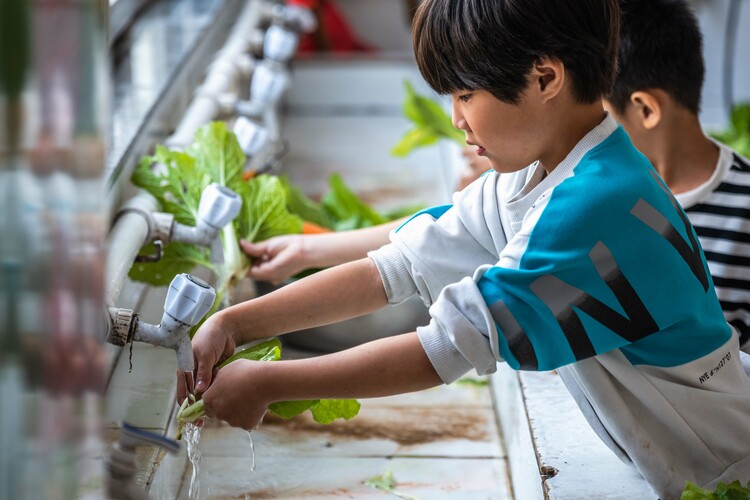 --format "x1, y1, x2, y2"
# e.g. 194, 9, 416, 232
603, 0, 750, 350
182, 0, 750, 497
